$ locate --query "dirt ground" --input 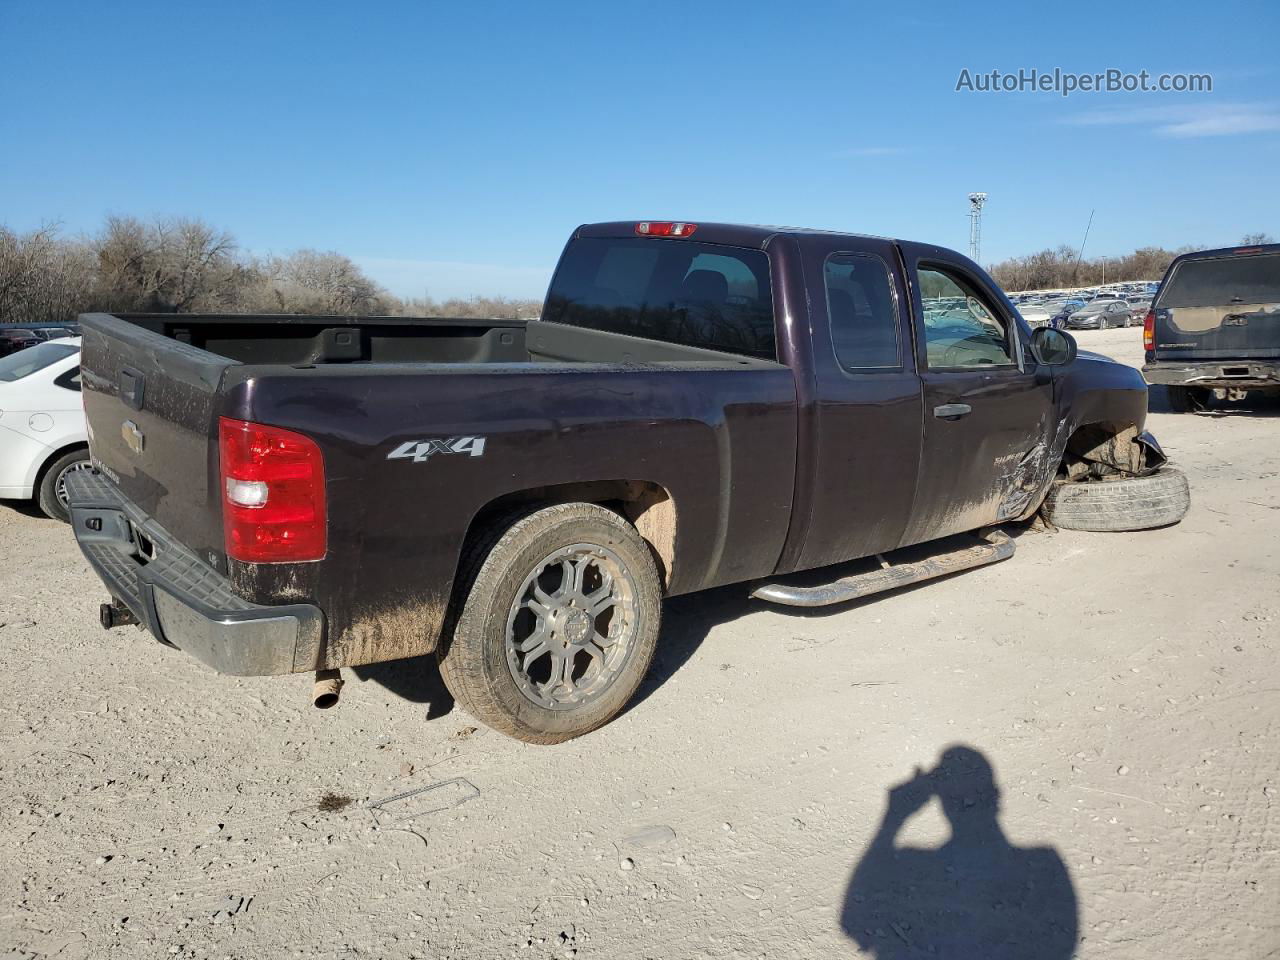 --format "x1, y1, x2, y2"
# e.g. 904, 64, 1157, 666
3, 325, 1278, 960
